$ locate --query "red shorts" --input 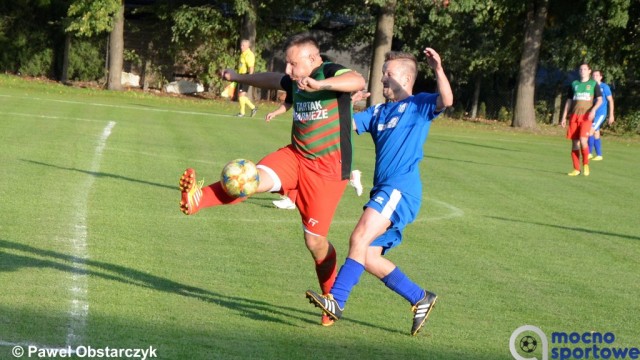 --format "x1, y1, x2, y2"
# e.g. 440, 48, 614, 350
566, 114, 592, 140
257, 145, 348, 237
